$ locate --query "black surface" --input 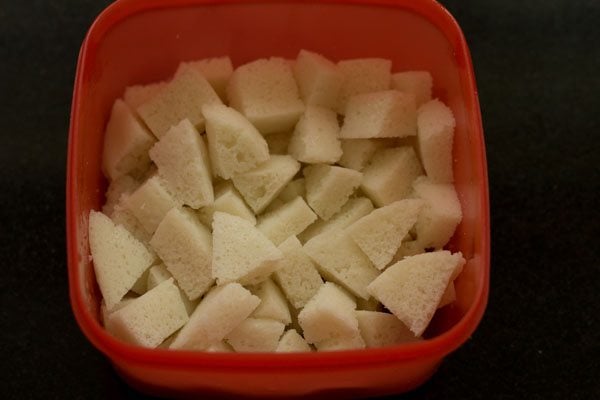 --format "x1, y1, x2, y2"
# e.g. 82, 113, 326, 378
1, 0, 598, 399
